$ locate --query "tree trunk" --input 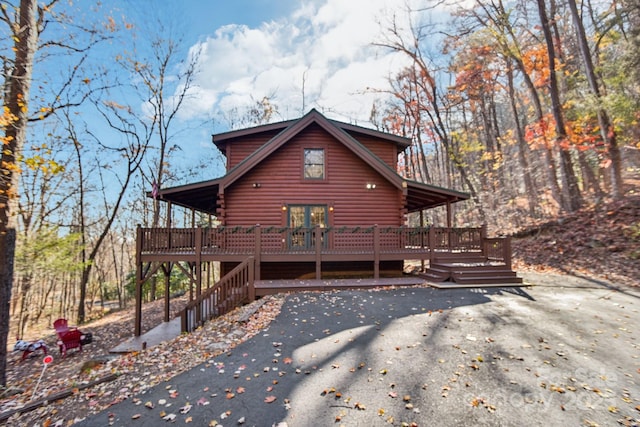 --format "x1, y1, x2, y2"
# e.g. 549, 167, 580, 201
506, 62, 538, 216
567, 0, 624, 199
0, 0, 40, 387
0, 230, 16, 387
536, 0, 582, 212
